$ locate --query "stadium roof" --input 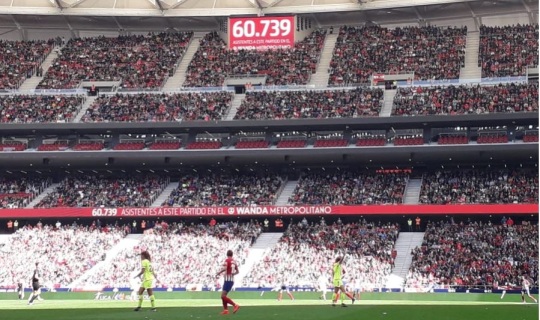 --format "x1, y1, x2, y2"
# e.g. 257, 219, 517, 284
0, 0, 536, 32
